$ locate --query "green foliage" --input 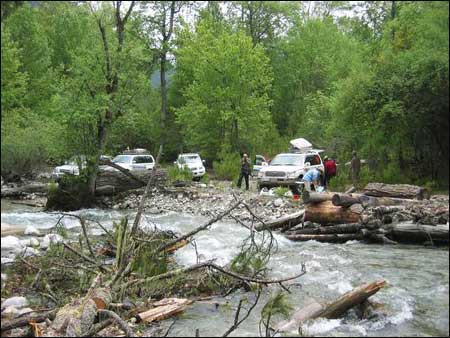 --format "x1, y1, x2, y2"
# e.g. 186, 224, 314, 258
261, 291, 293, 321
200, 172, 210, 184
0, 1, 448, 186
168, 165, 194, 183
213, 152, 241, 181
273, 187, 289, 198
174, 17, 275, 159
